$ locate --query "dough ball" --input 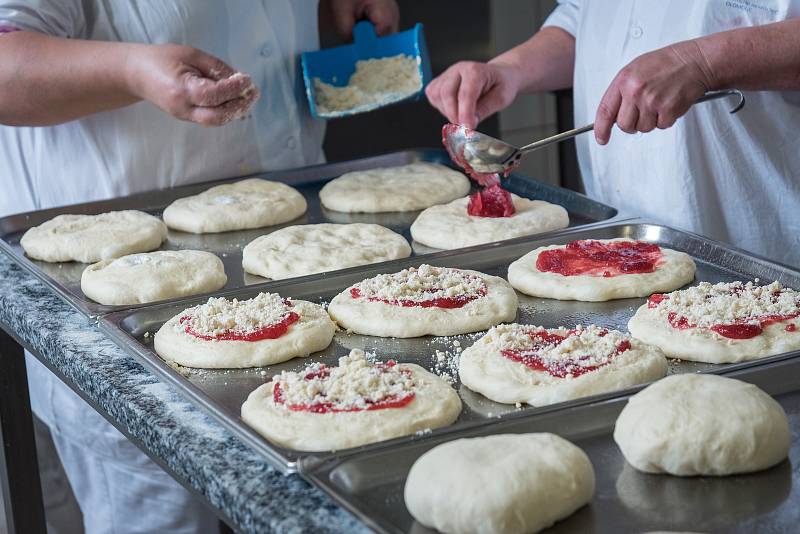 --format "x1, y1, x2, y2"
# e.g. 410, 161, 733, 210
81, 250, 227, 305
614, 374, 790, 476
404, 433, 594, 534
319, 162, 470, 213
242, 223, 411, 280
163, 178, 306, 233
410, 194, 568, 250
20, 210, 167, 263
